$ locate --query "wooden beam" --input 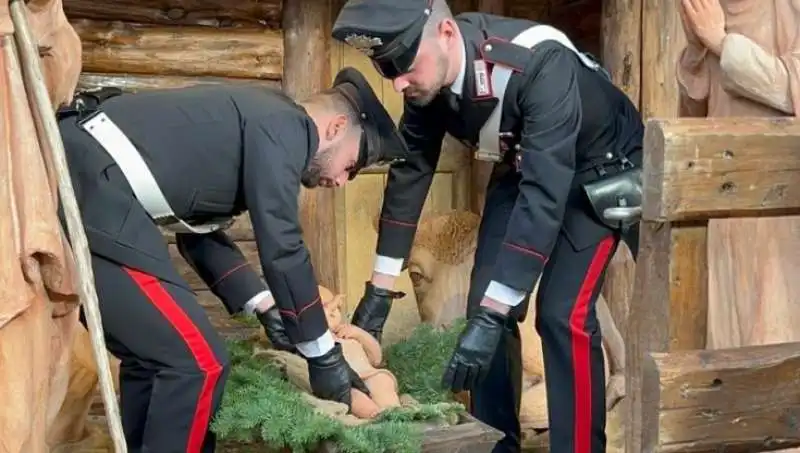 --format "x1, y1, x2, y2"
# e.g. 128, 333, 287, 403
282, 0, 345, 293
601, 0, 641, 108
72, 19, 283, 80
626, 218, 709, 453
641, 342, 800, 453
642, 118, 800, 222
78, 72, 281, 92
63, 0, 282, 28
640, 1, 684, 118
